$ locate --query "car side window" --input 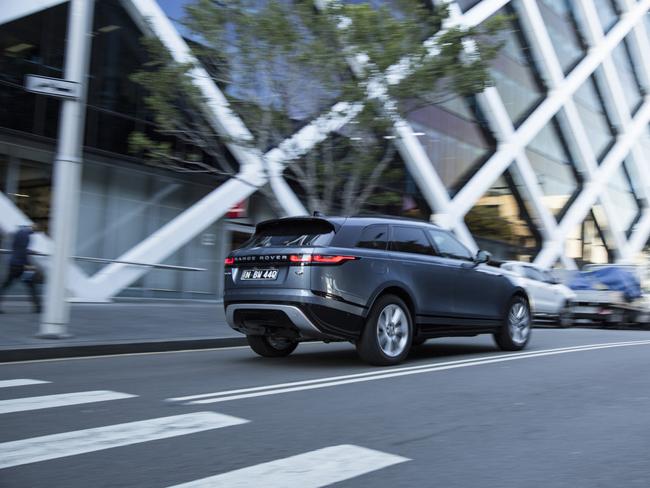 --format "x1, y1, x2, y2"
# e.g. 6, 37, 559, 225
356, 224, 389, 251
390, 226, 435, 255
427, 229, 473, 261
